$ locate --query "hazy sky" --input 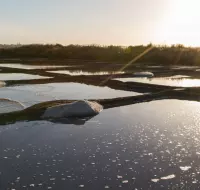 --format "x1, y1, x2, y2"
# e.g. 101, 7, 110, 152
1, 0, 200, 46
